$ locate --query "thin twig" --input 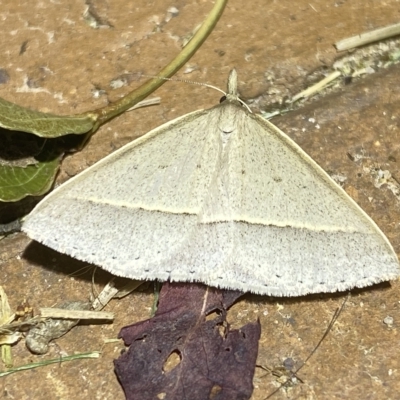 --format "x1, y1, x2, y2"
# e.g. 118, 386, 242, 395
335, 22, 400, 51
39, 308, 113, 321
